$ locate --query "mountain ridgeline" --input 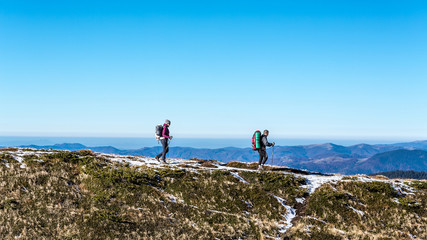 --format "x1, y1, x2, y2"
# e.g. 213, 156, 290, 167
369, 170, 427, 180
19, 140, 427, 175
